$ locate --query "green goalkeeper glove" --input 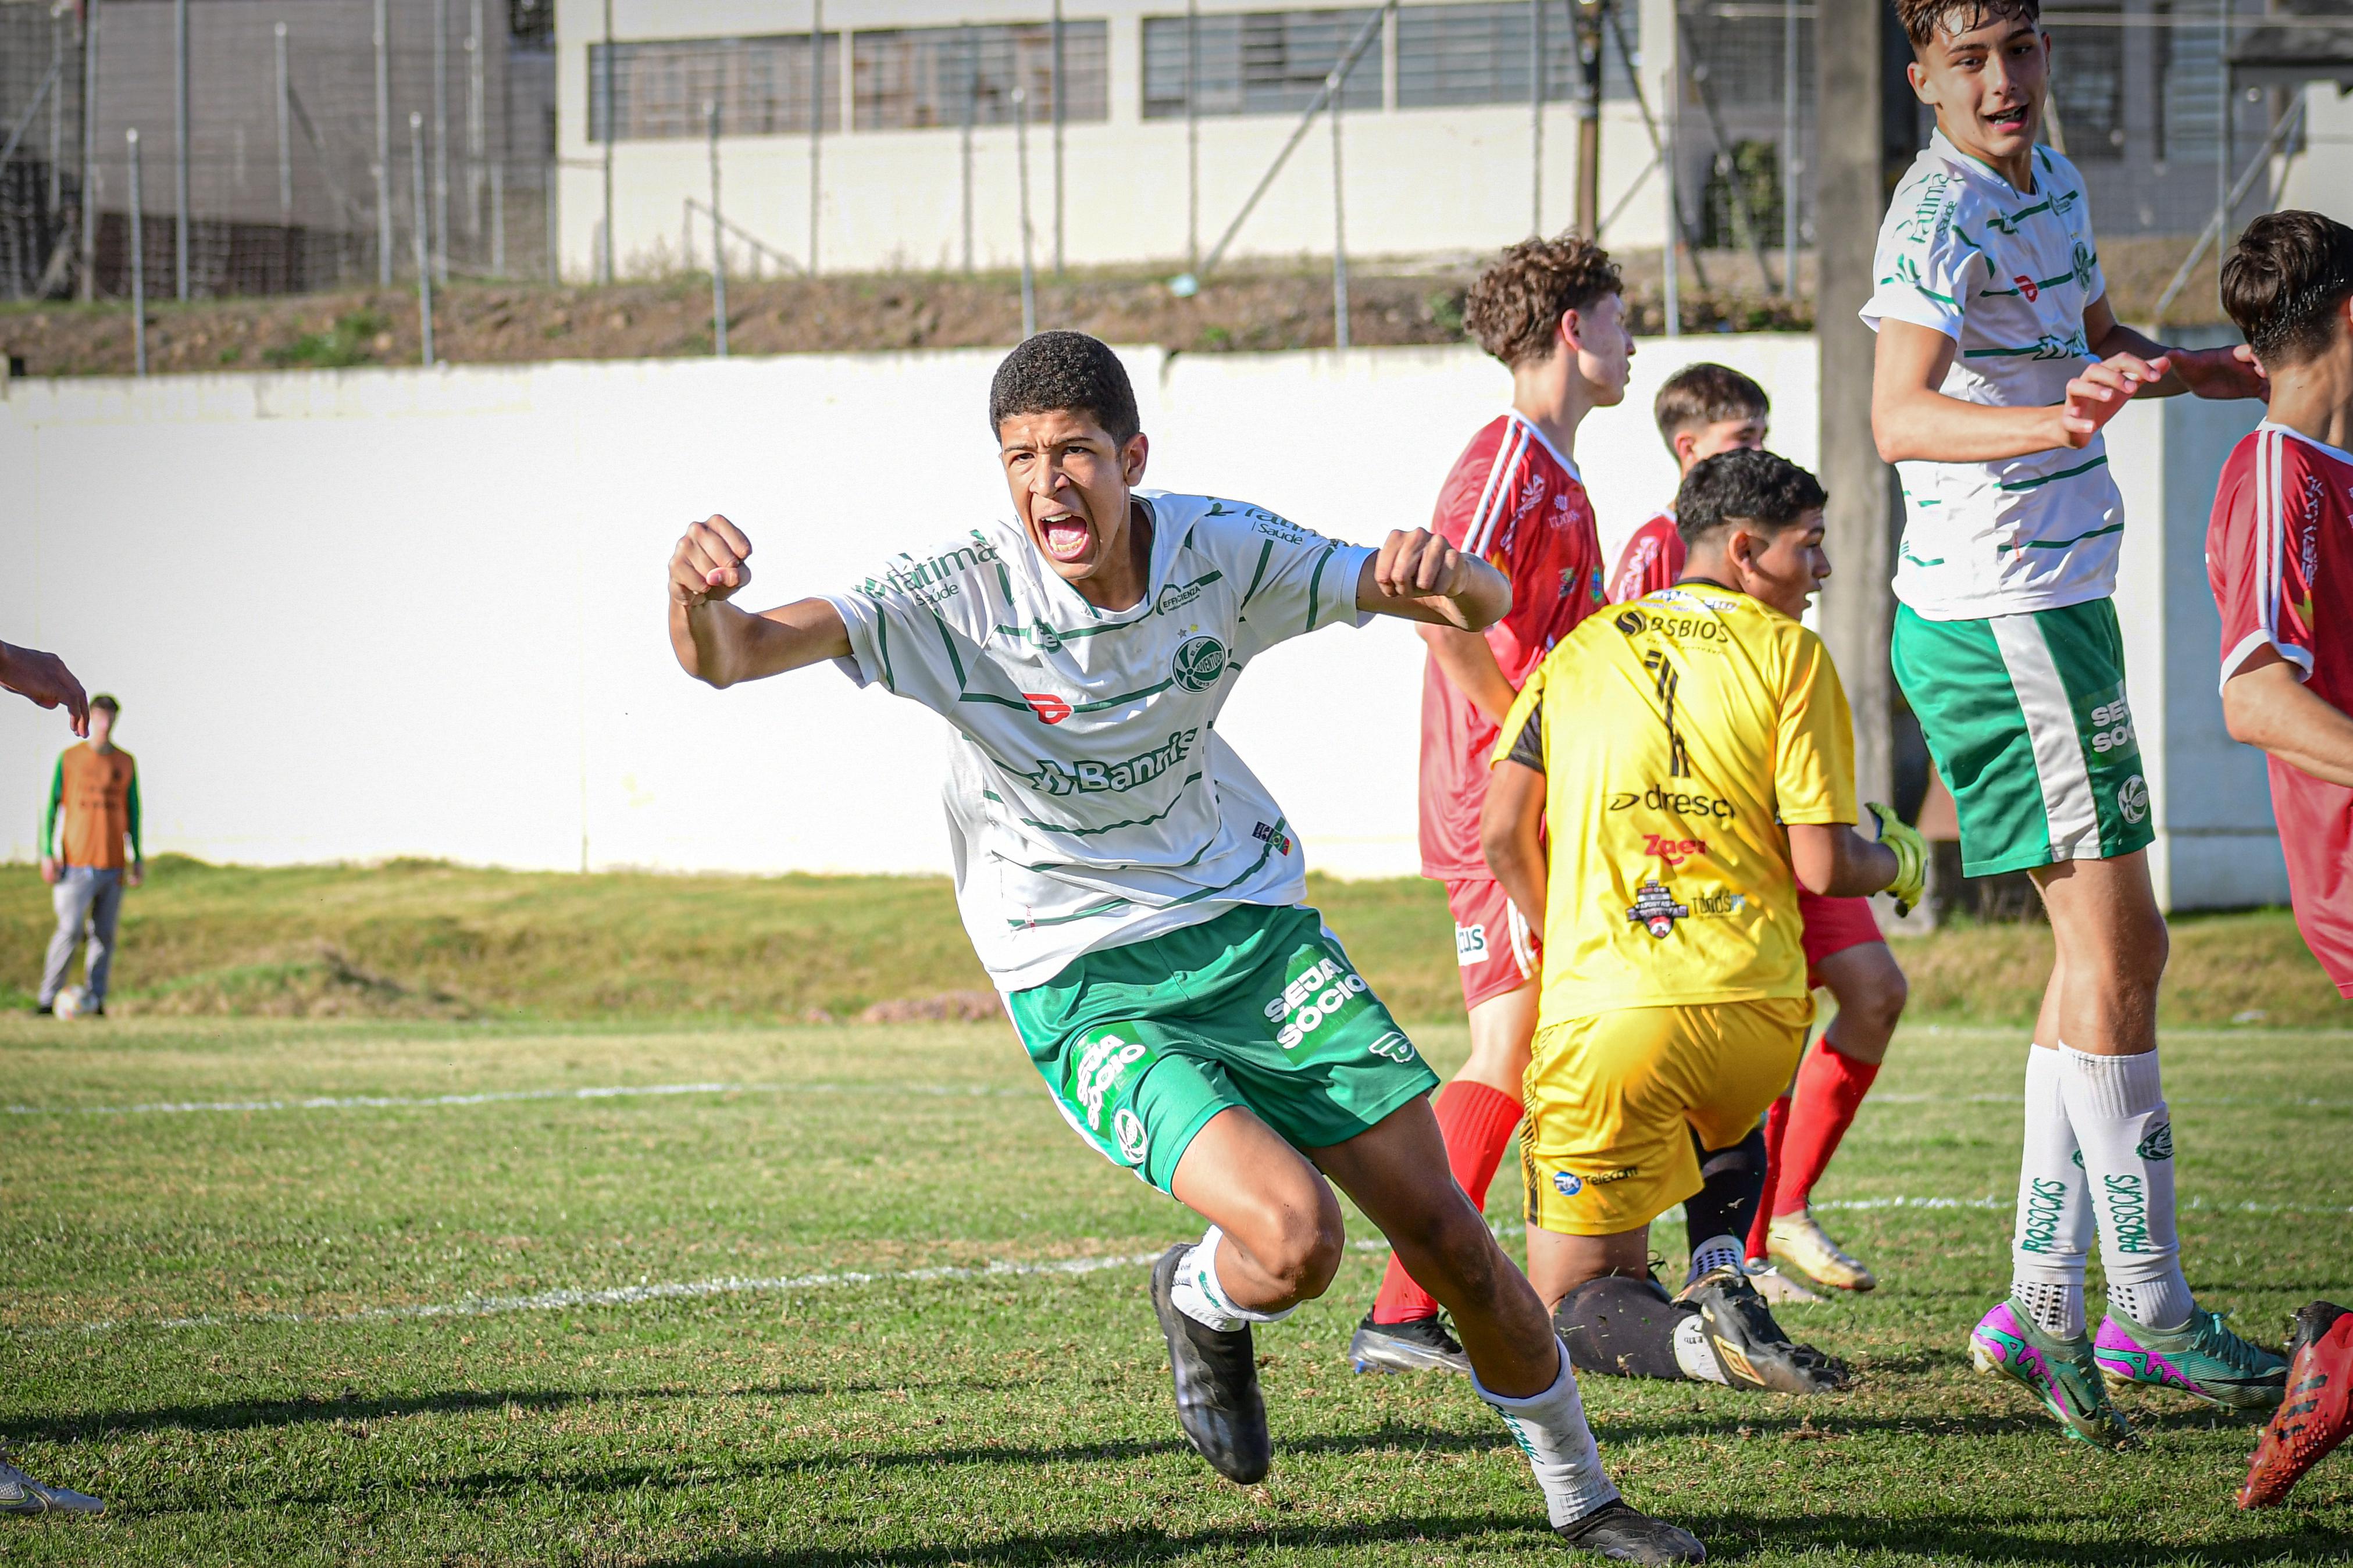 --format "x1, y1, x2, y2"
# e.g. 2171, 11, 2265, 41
1867, 802, 1927, 916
